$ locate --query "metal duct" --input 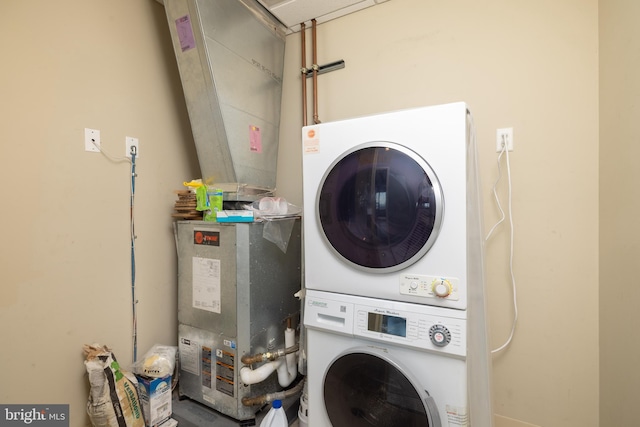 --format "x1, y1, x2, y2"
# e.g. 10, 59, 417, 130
163, 0, 287, 198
